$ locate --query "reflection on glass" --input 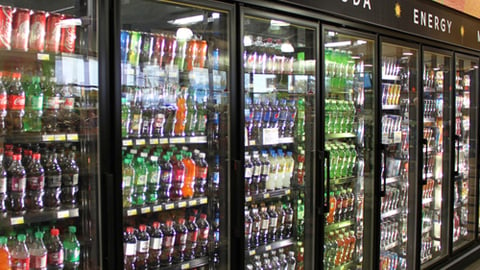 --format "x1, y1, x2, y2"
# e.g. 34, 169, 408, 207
453, 56, 477, 249
323, 30, 374, 270
380, 43, 417, 270
120, 1, 230, 269
421, 51, 451, 266
243, 15, 315, 270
